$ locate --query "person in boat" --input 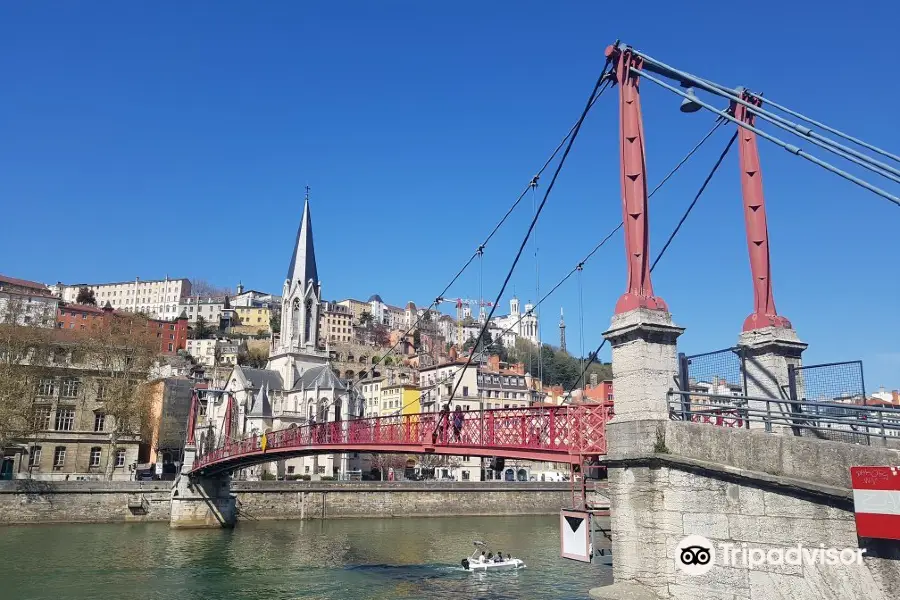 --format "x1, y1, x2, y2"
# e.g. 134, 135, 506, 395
487, 552, 493, 560
479, 551, 486, 563
452, 406, 464, 442
495, 552, 503, 562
